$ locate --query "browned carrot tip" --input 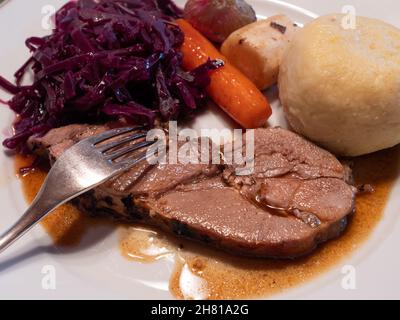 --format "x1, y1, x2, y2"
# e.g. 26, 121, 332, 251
176, 19, 272, 129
